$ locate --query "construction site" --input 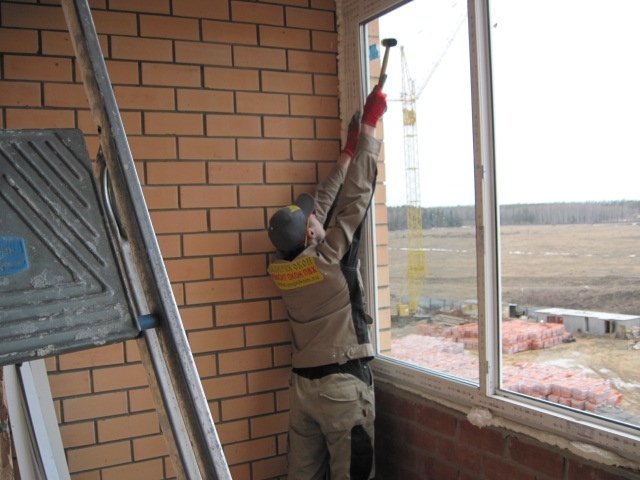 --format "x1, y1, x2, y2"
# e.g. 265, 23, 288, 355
2, 0, 640, 479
